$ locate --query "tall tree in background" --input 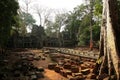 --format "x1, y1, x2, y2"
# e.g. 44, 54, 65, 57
45, 20, 54, 37
53, 13, 67, 47
94, 0, 120, 79
89, 0, 94, 50
33, 5, 52, 27
19, 0, 35, 33
0, 0, 19, 51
